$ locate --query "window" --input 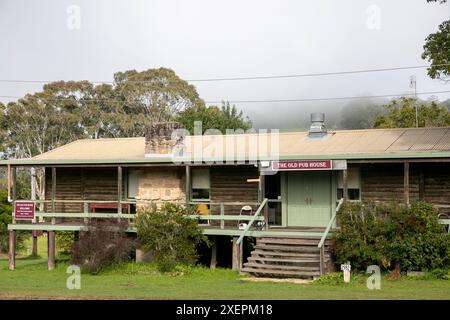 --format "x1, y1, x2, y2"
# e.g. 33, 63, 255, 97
337, 167, 361, 200
127, 169, 140, 199
191, 168, 210, 201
